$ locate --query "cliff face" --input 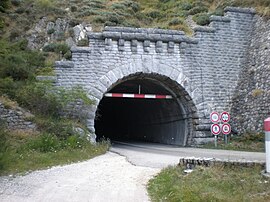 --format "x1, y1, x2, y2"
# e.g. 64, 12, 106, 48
231, 16, 270, 134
